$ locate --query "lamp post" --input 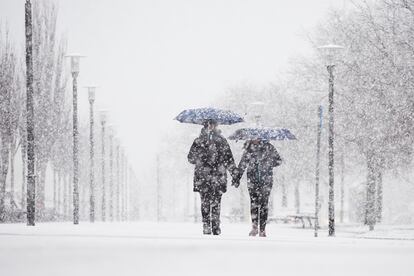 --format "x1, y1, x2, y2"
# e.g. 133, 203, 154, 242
86, 86, 97, 222
100, 111, 108, 221
115, 140, 120, 221
25, 0, 35, 226
66, 53, 85, 225
120, 152, 125, 221
317, 44, 344, 237
124, 155, 129, 220
108, 126, 114, 221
